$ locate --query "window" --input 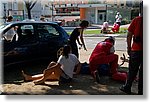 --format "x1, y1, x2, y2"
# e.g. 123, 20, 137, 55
17, 24, 36, 44
37, 24, 60, 41
20, 25, 34, 35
